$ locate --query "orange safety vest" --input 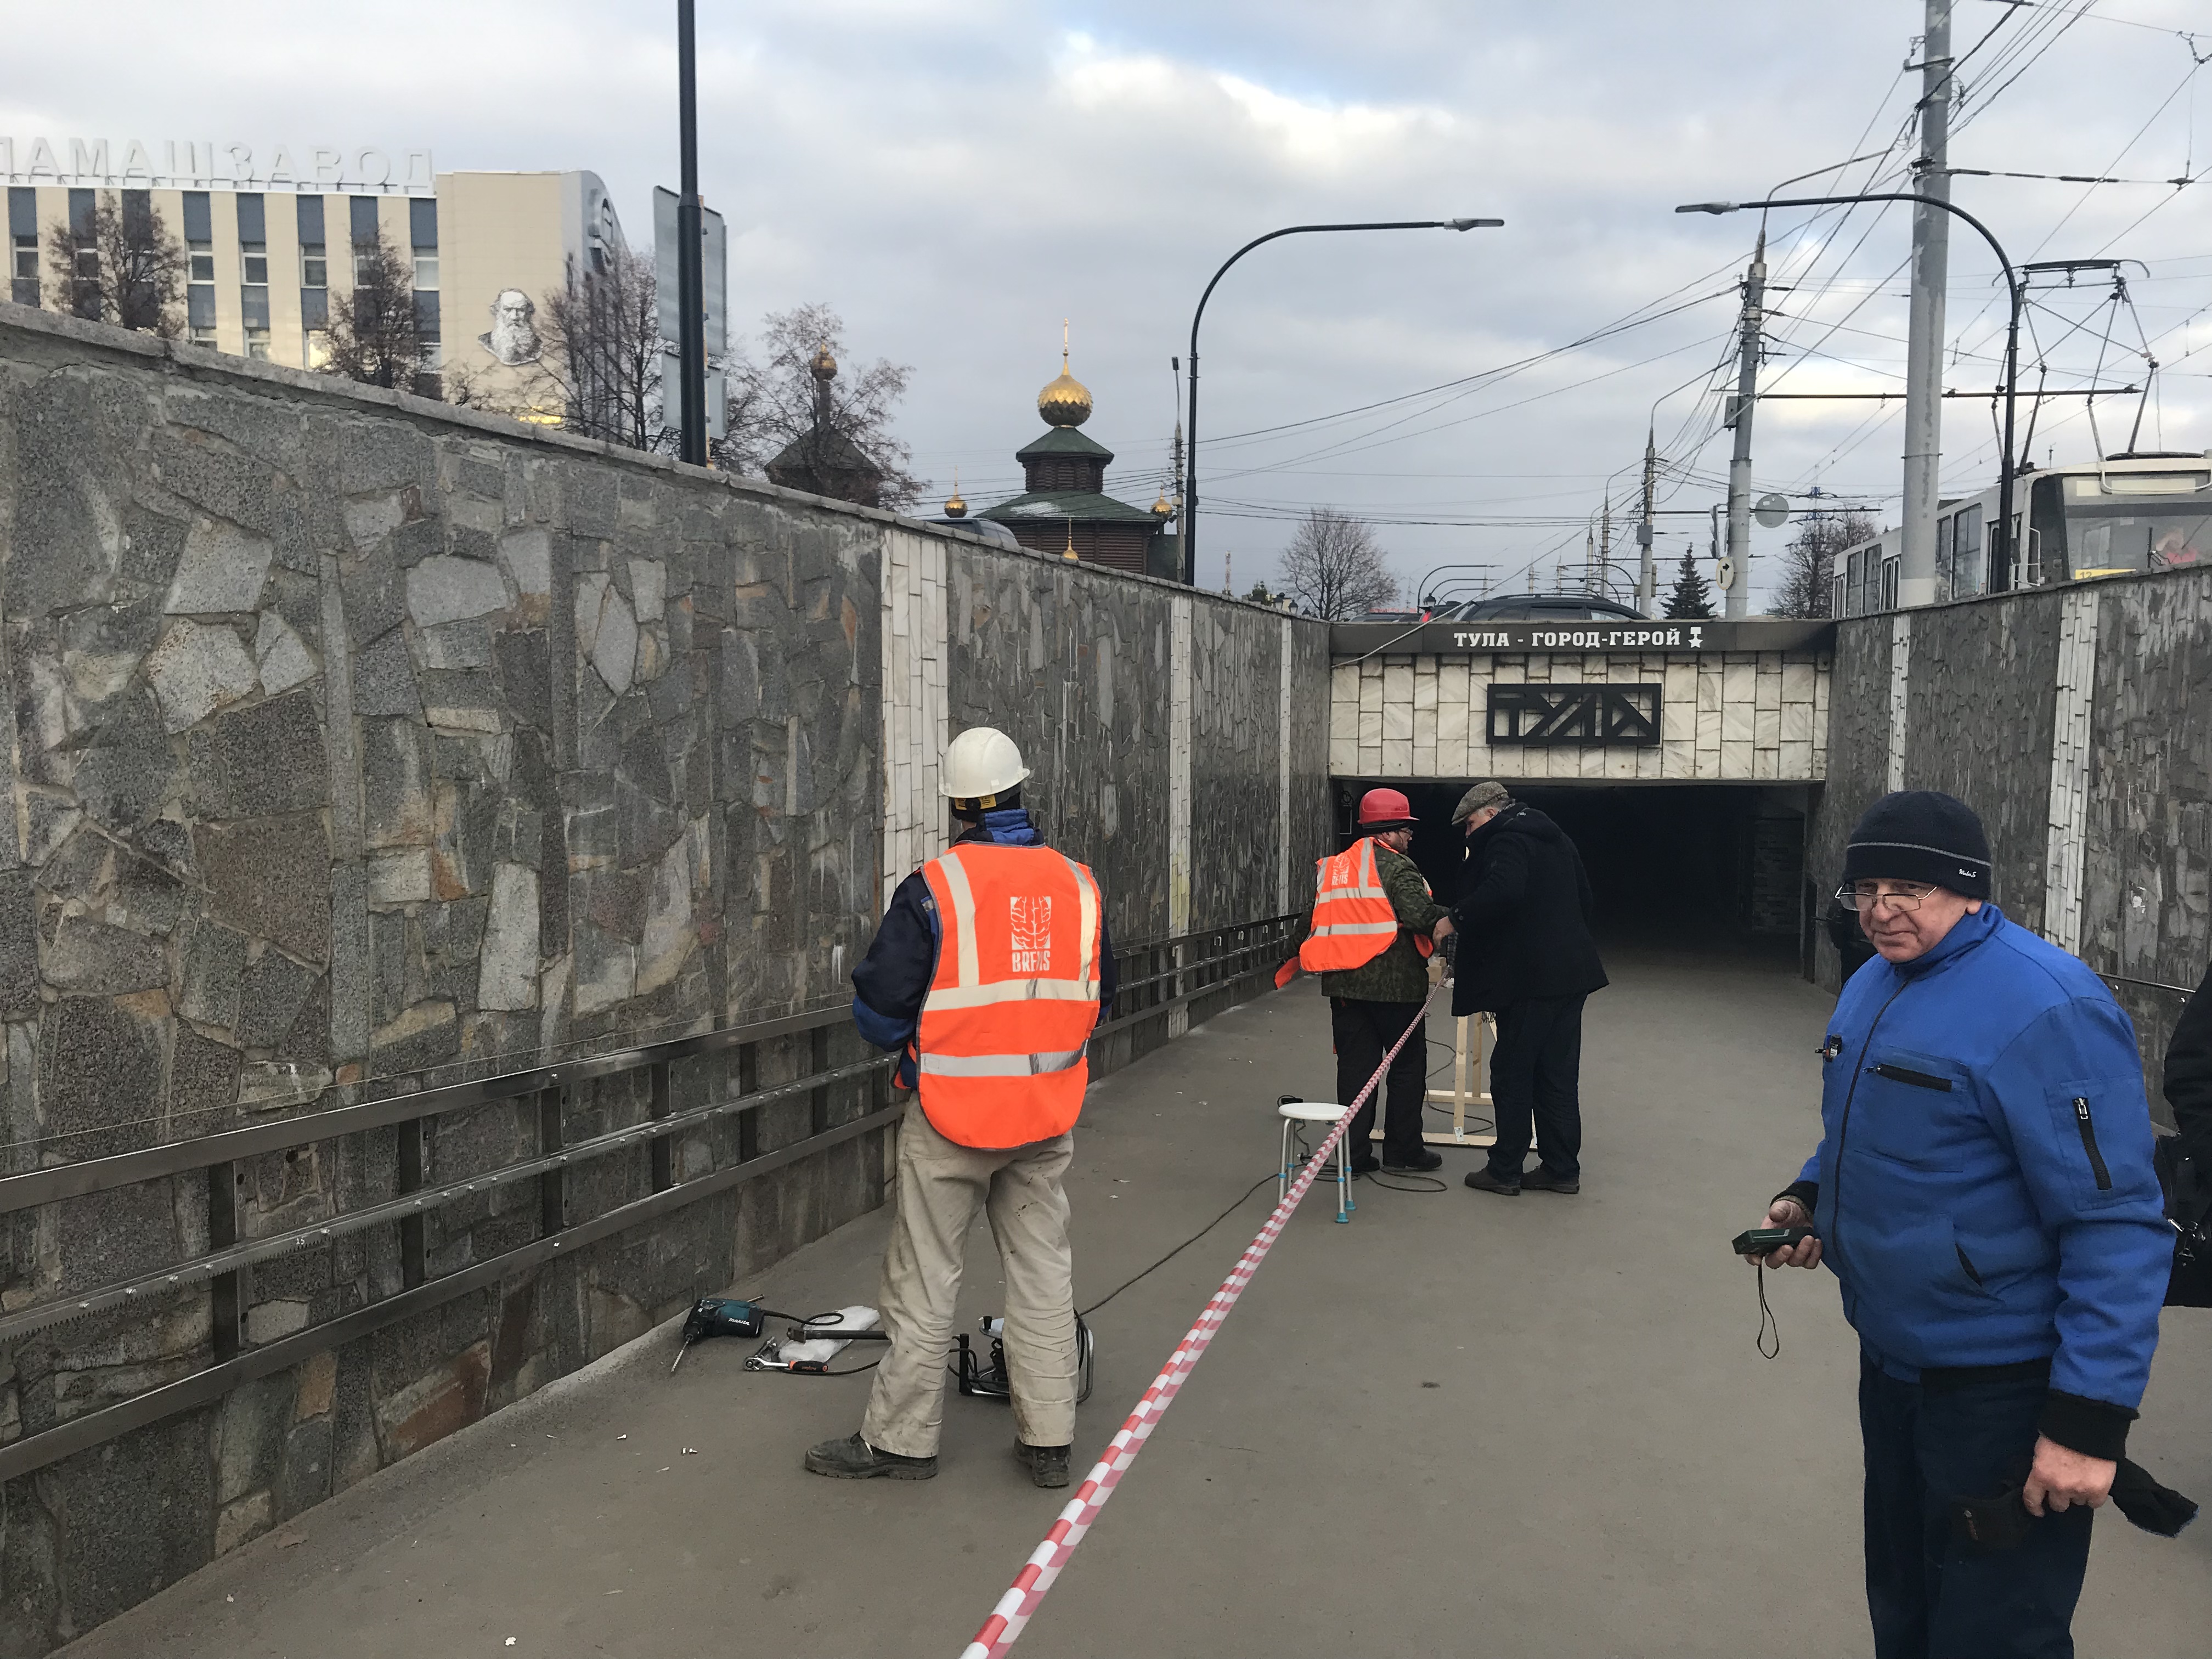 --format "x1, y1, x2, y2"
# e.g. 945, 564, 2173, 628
1293, 837, 1435, 976
914, 843, 1105, 1150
